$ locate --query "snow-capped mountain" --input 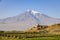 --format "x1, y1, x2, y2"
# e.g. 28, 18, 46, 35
0, 10, 60, 31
